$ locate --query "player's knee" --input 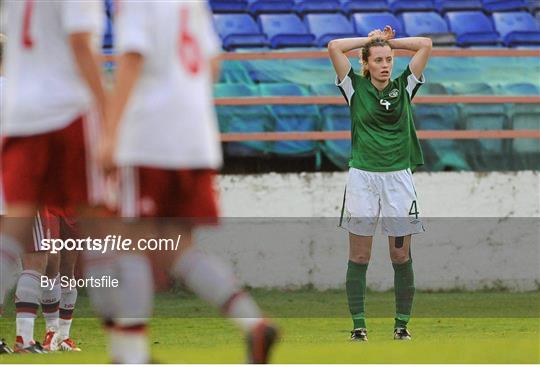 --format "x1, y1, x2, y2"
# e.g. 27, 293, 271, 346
390, 253, 409, 264
349, 253, 371, 264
